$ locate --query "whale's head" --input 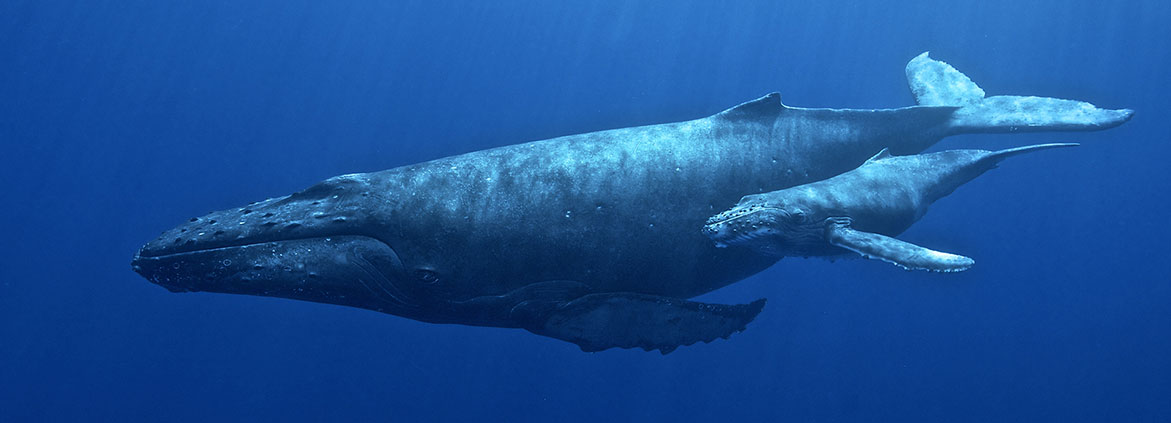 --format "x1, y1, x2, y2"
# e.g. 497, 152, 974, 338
131, 173, 450, 322
703, 191, 829, 256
